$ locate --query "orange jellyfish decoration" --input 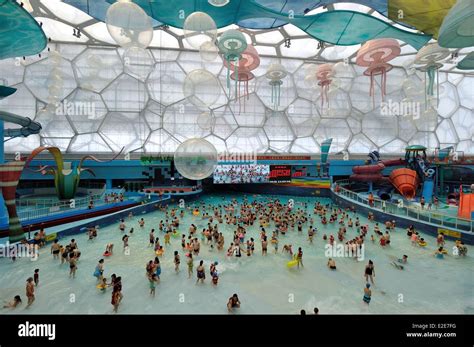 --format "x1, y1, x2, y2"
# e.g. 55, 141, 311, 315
356, 39, 400, 107
316, 63, 334, 110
